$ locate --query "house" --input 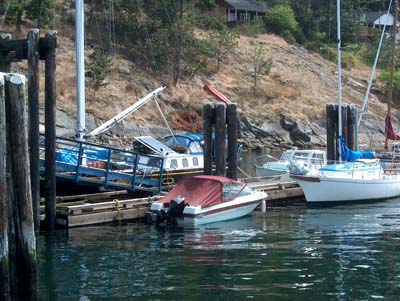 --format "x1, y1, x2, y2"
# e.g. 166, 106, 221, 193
359, 11, 400, 42
217, 0, 269, 25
